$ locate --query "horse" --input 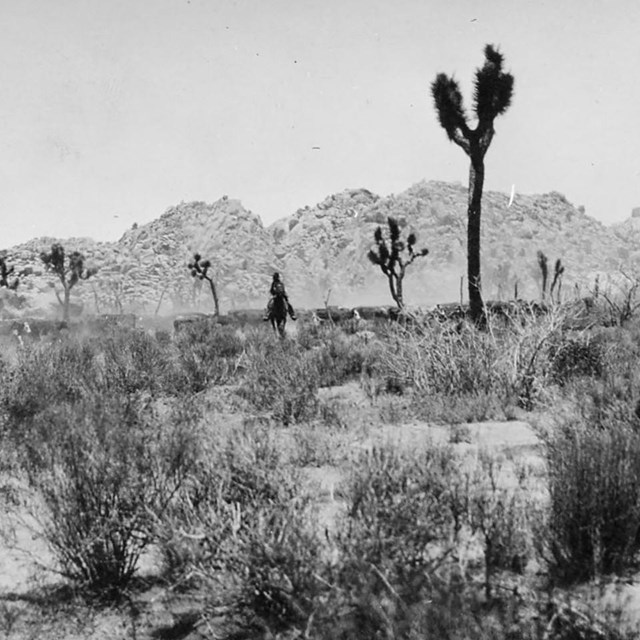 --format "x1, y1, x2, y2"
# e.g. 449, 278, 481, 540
268, 291, 288, 338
